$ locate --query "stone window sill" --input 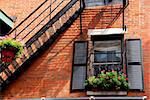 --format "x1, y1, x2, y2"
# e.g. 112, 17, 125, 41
87, 91, 127, 96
